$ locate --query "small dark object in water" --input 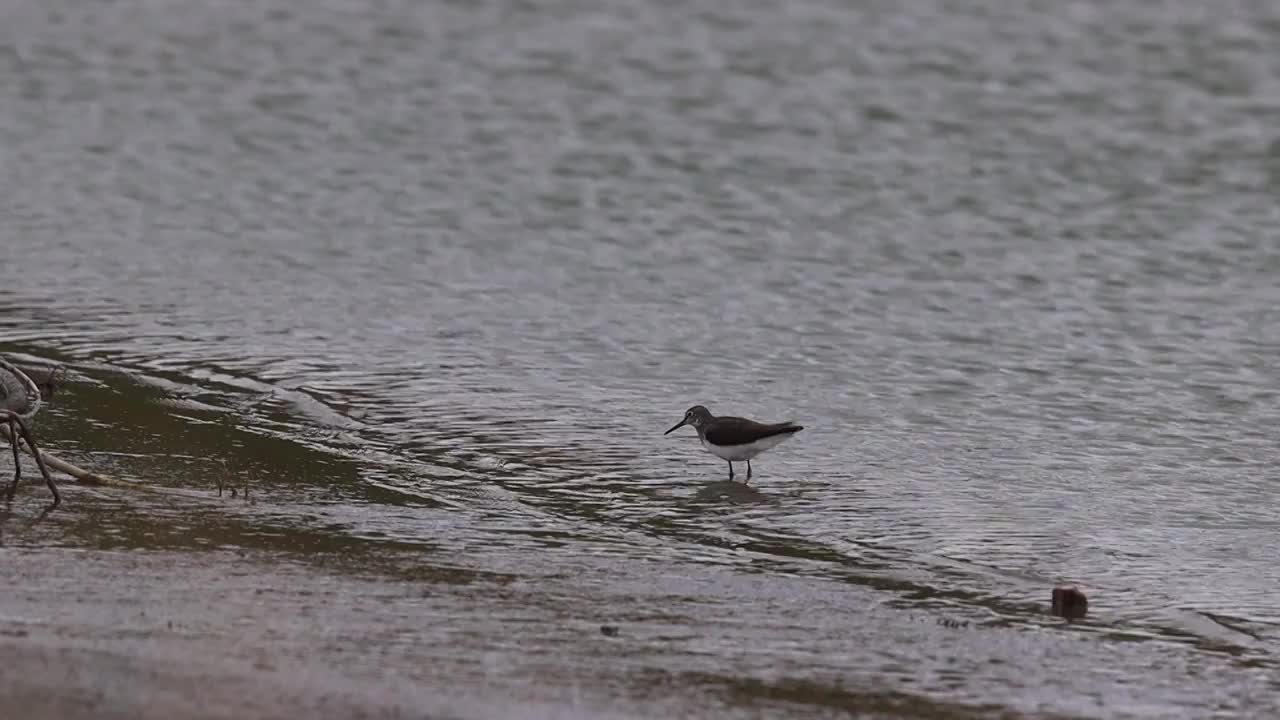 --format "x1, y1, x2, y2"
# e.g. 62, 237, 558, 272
599, 625, 619, 637
1051, 587, 1088, 619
